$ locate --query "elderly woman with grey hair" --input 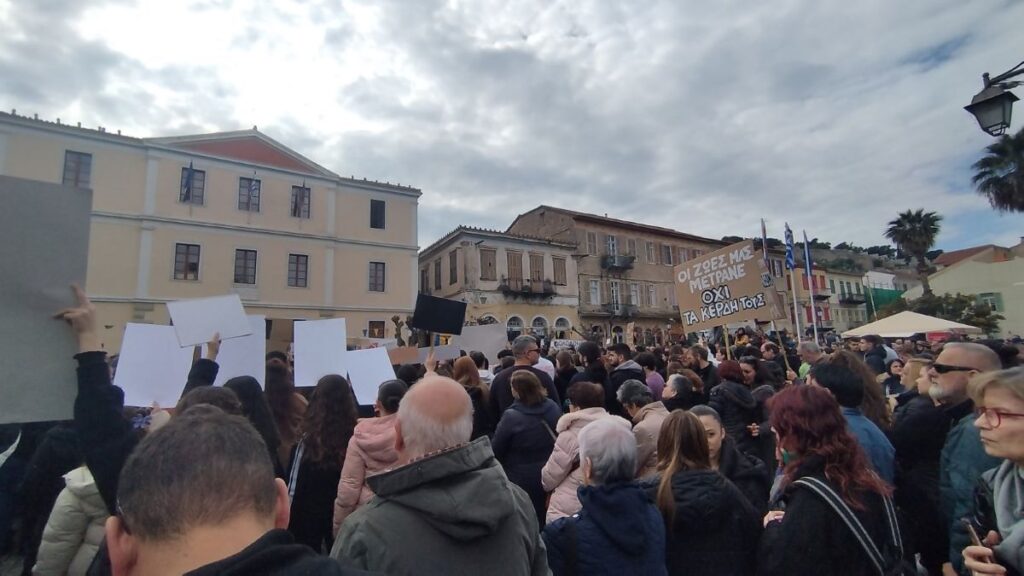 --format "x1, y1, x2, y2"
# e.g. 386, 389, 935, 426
542, 419, 668, 576
617, 379, 670, 478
